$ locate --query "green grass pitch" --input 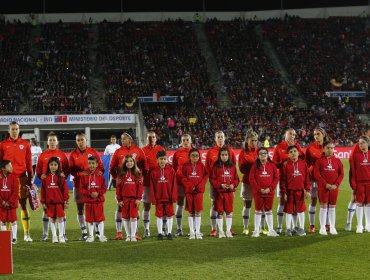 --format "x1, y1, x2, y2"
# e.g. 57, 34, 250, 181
5, 160, 370, 279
